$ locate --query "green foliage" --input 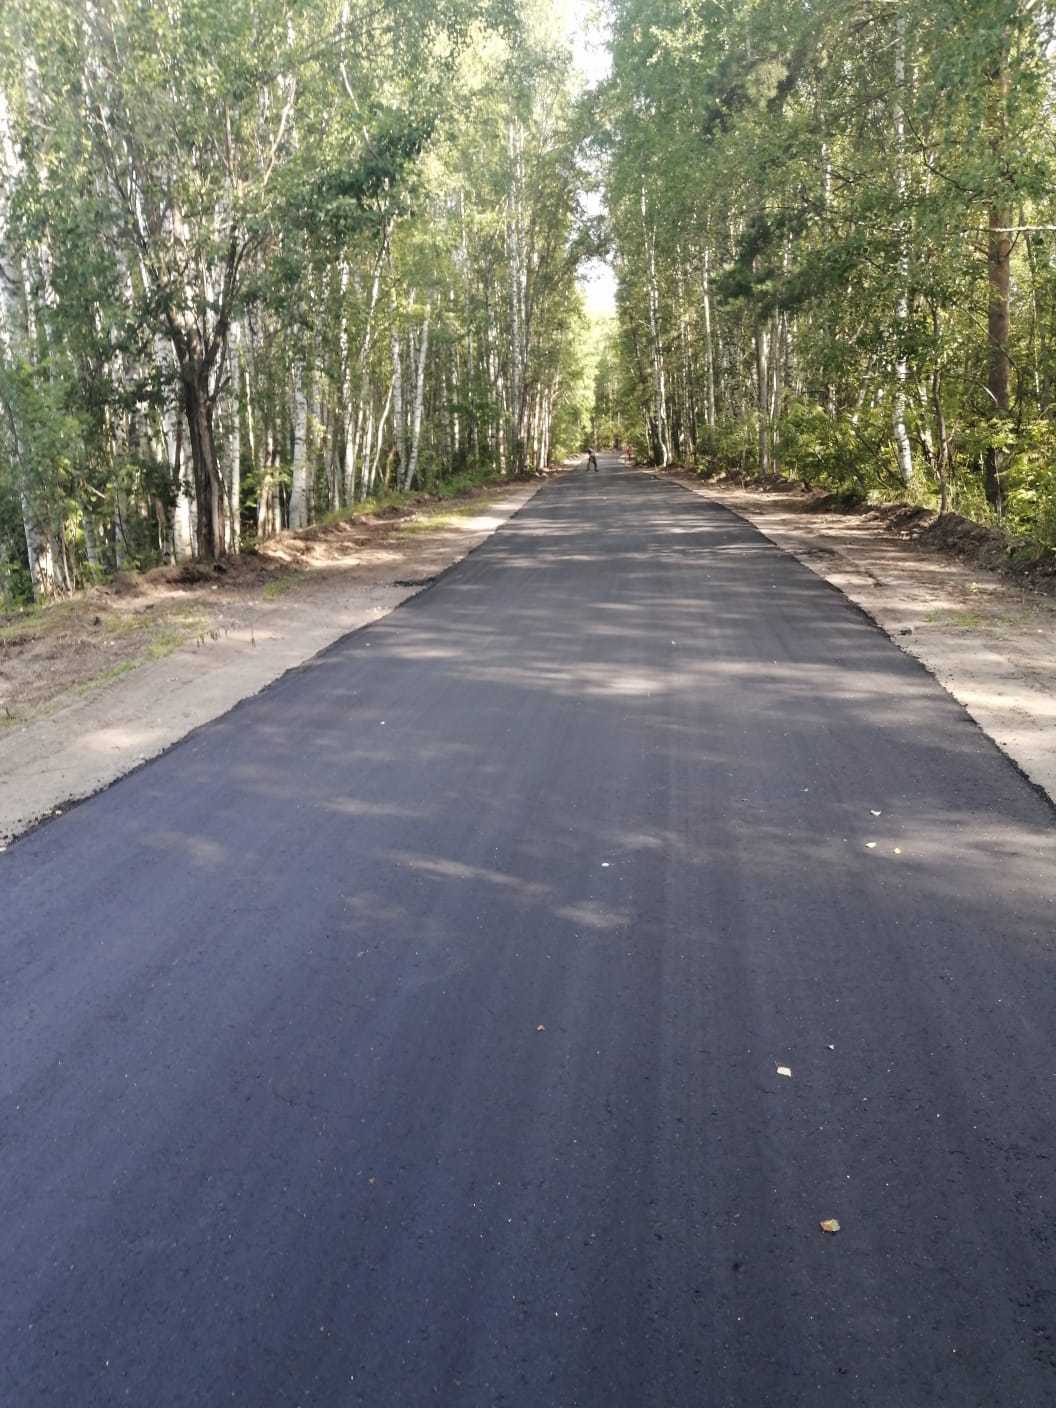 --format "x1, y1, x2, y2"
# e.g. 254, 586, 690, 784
0, 488, 32, 608
1003, 420, 1056, 551
0, 0, 625, 597
291, 111, 436, 247
690, 421, 753, 478
779, 402, 894, 497
599, 0, 1056, 548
